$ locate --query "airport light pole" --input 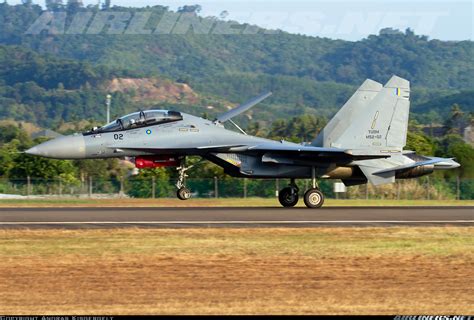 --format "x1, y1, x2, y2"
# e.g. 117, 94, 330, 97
106, 94, 112, 124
